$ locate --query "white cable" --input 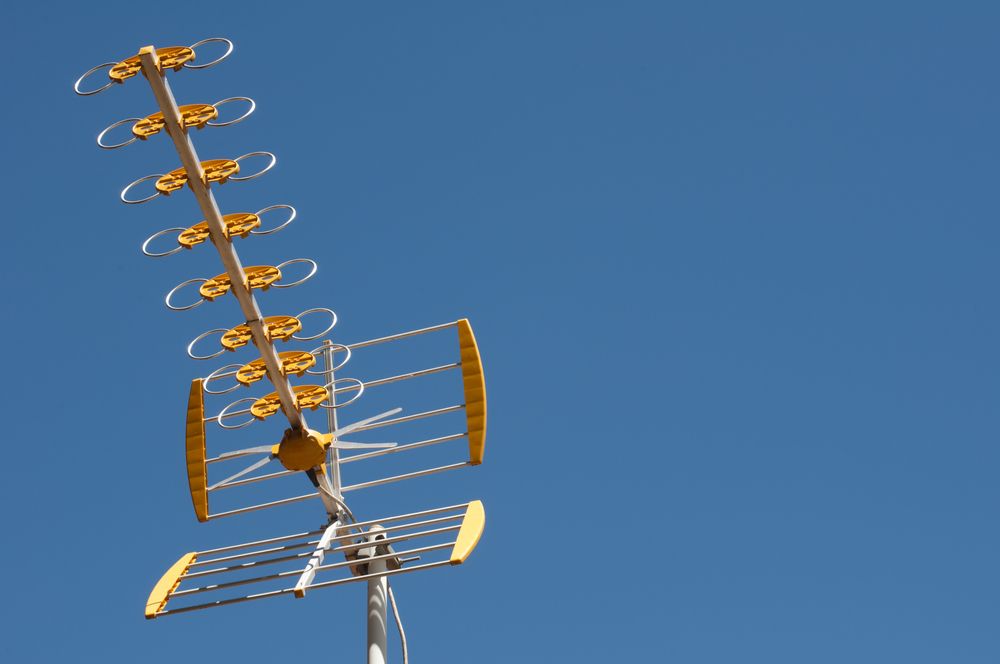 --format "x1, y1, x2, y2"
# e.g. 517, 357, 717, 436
387, 582, 409, 664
